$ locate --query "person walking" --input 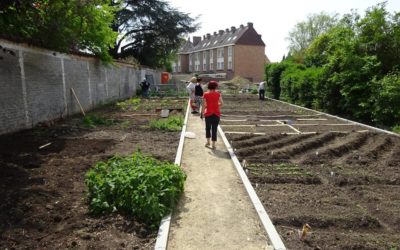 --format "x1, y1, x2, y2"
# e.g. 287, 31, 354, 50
202, 80, 223, 149
194, 77, 204, 113
258, 80, 265, 100
187, 76, 198, 114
